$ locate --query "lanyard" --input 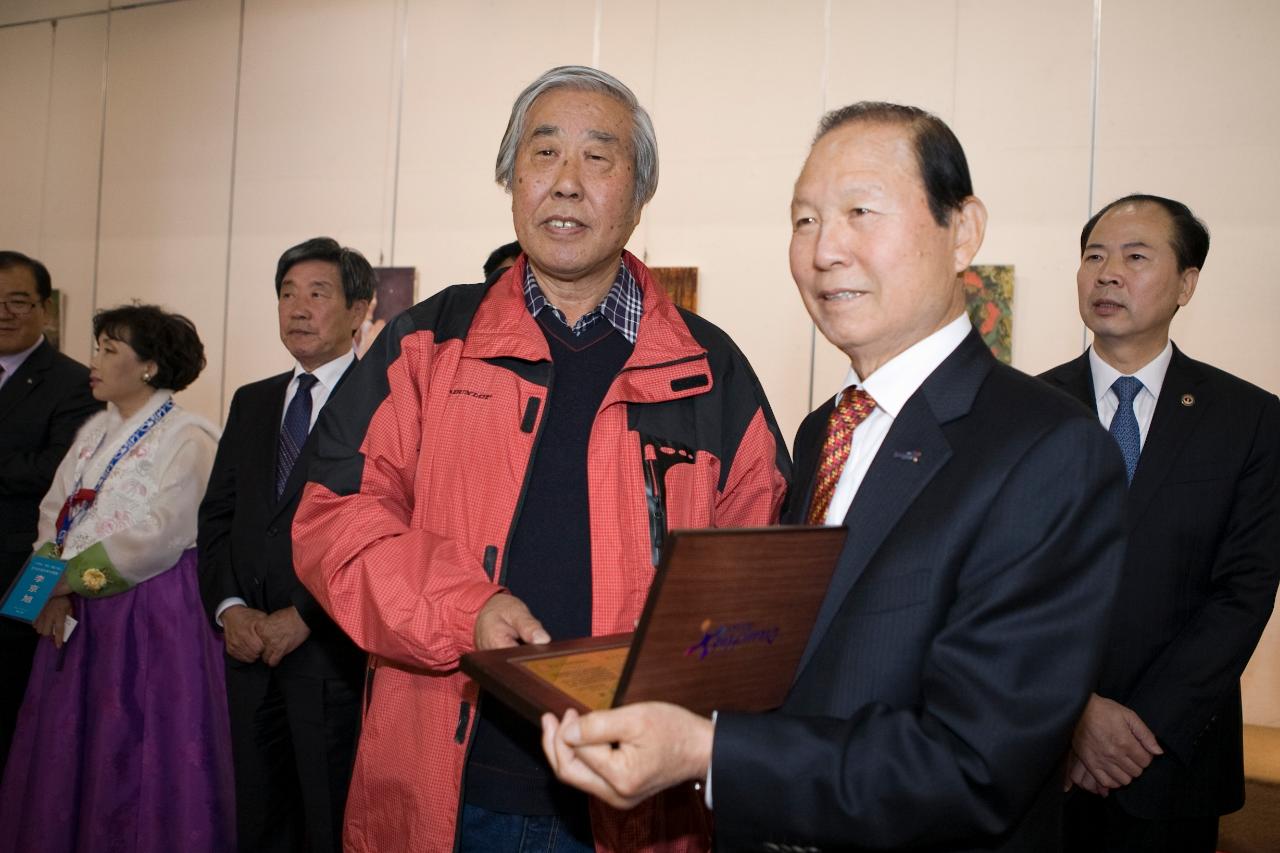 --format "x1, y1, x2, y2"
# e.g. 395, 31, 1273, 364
54, 397, 175, 555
